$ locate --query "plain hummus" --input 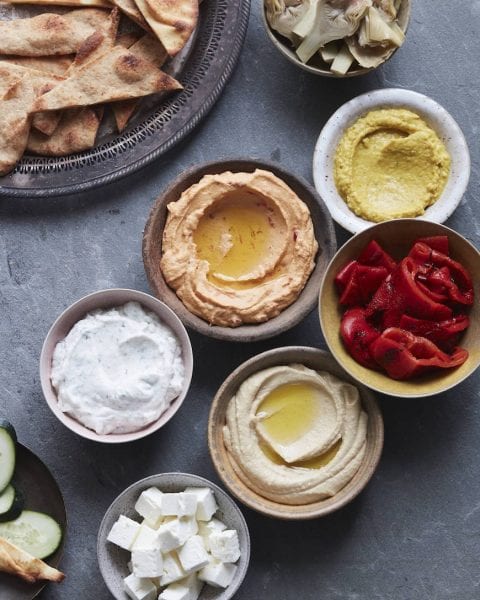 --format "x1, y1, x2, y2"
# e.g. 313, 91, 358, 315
160, 170, 318, 327
223, 364, 368, 505
334, 108, 451, 222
